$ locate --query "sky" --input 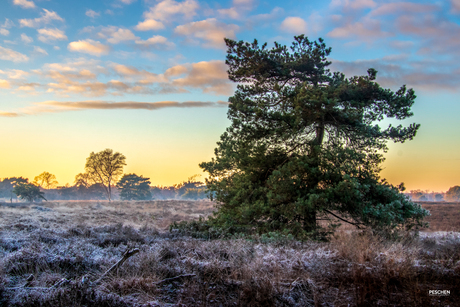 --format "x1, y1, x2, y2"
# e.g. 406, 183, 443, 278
0, 0, 459, 192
